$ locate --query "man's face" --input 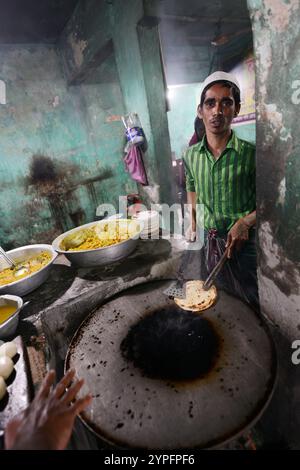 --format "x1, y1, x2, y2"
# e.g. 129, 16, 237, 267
198, 83, 240, 135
